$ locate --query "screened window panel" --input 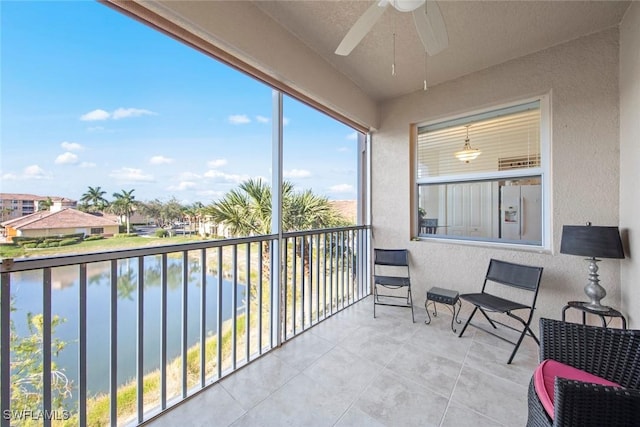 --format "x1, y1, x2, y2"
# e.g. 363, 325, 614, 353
417, 104, 540, 179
